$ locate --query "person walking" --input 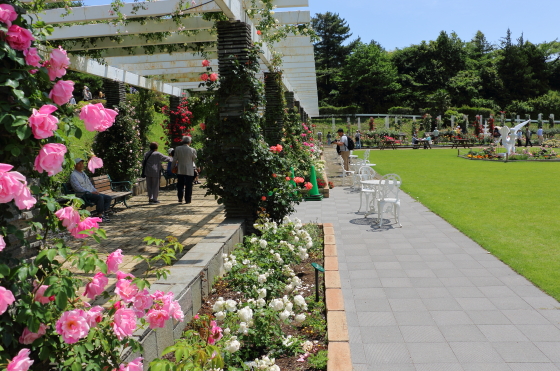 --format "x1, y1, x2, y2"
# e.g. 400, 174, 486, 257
172, 136, 197, 204
355, 130, 361, 149
326, 132, 332, 145
143, 142, 173, 204
524, 126, 533, 147
335, 129, 350, 171
537, 127, 544, 146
